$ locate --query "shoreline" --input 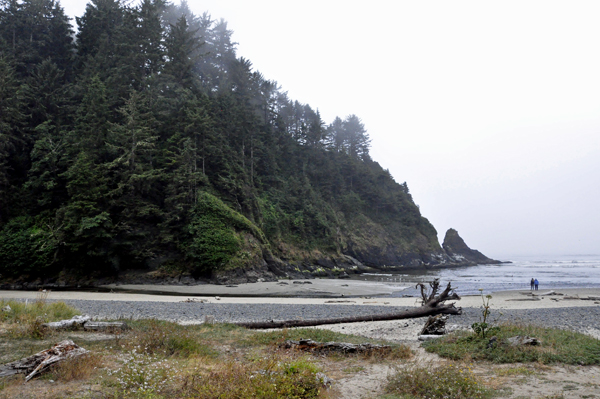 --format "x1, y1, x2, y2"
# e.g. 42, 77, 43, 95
1, 280, 599, 310
3, 283, 599, 342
